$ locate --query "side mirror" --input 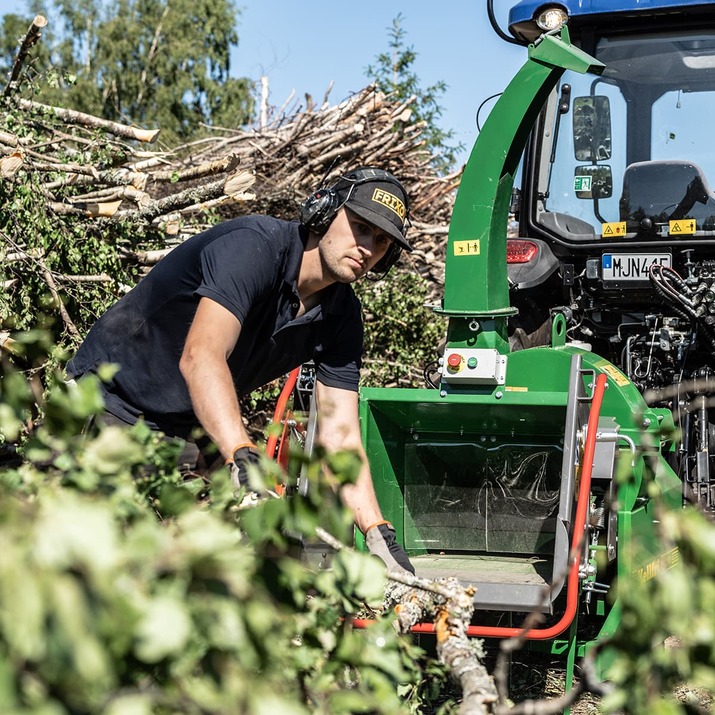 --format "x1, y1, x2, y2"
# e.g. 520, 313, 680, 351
573, 96, 612, 162
574, 165, 613, 200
